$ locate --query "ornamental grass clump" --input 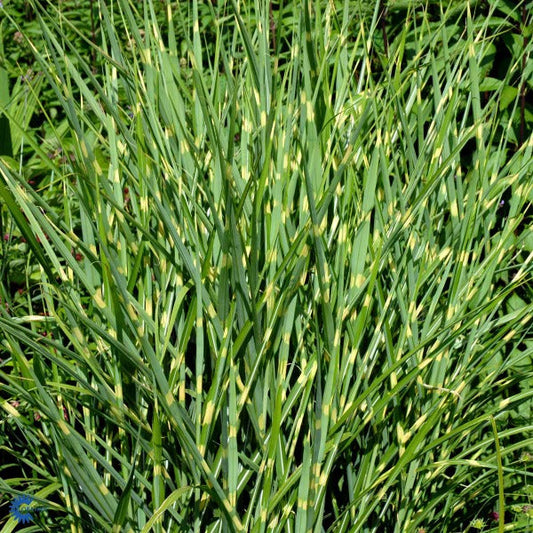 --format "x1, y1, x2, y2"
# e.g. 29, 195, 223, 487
0, 0, 532, 531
